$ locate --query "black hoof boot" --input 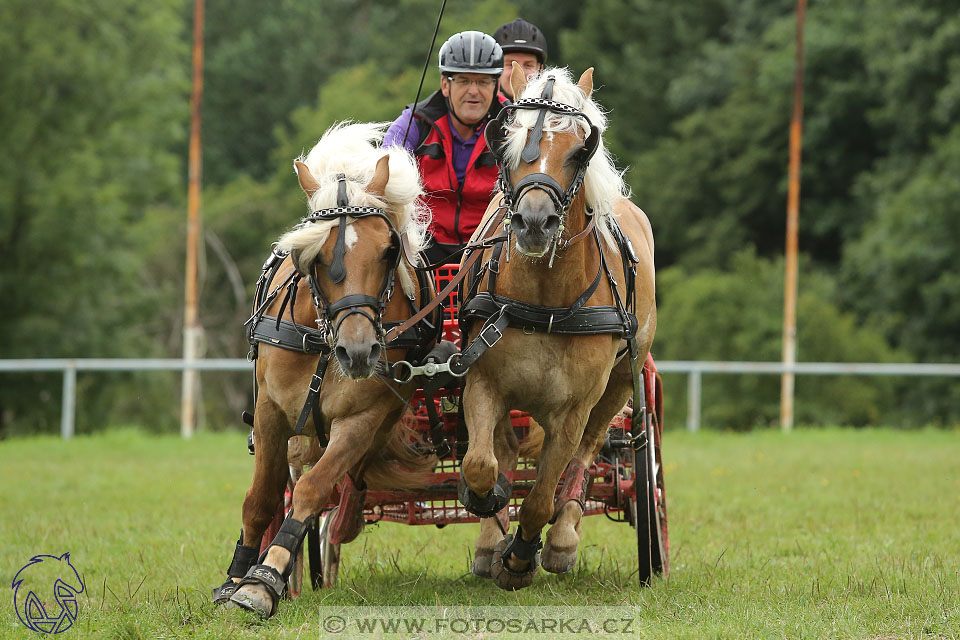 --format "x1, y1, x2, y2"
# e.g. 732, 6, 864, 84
458, 472, 511, 517
490, 528, 542, 591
